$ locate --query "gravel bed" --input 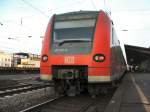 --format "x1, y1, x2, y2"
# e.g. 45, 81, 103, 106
0, 87, 55, 112
0, 80, 19, 88
0, 74, 40, 88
